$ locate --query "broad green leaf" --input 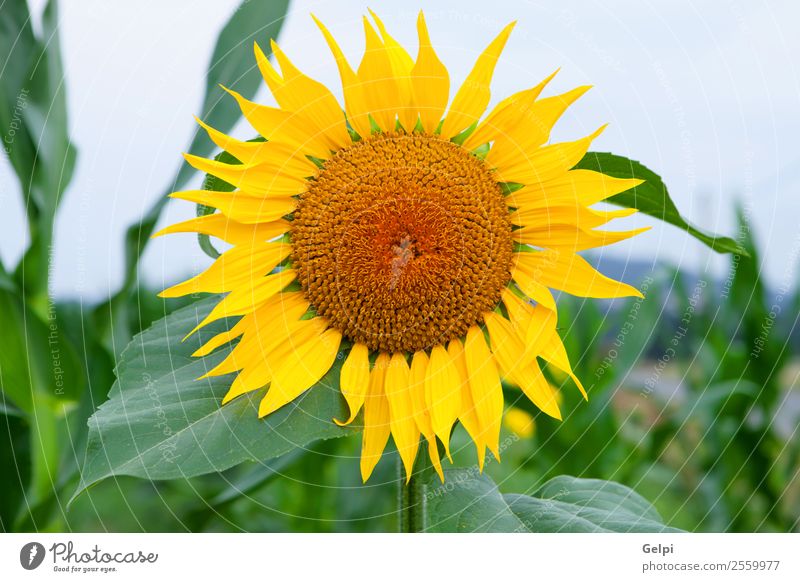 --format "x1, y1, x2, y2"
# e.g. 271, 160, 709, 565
0, 286, 85, 509
576, 152, 747, 256
21, 0, 76, 216
425, 469, 681, 532
0, 2, 81, 515
425, 469, 529, 532
186, 0, 290, 173
115, 0, 291, 317
2, 0, 76, 304
55, 302, 118, 483
0, 0, 38, 185
728, 204, 784, 398
72, 295, 354, 504
0, 412, 29, 531
0, 289, 84, 414
0, 260, 15, 291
